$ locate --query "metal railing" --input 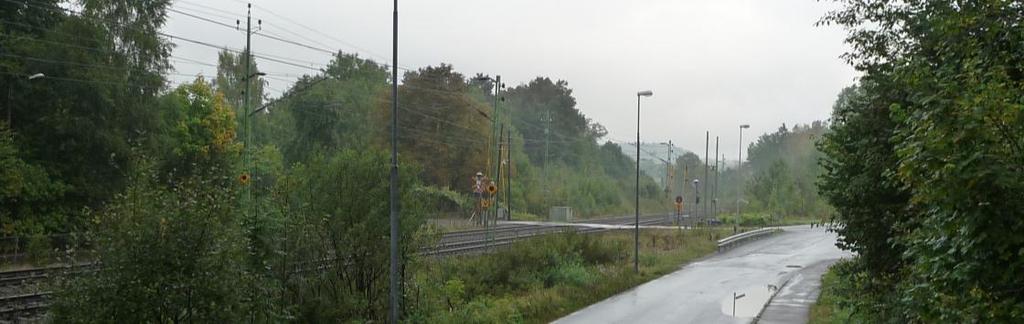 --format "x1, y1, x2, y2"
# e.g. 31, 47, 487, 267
716, 227, 780, 252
